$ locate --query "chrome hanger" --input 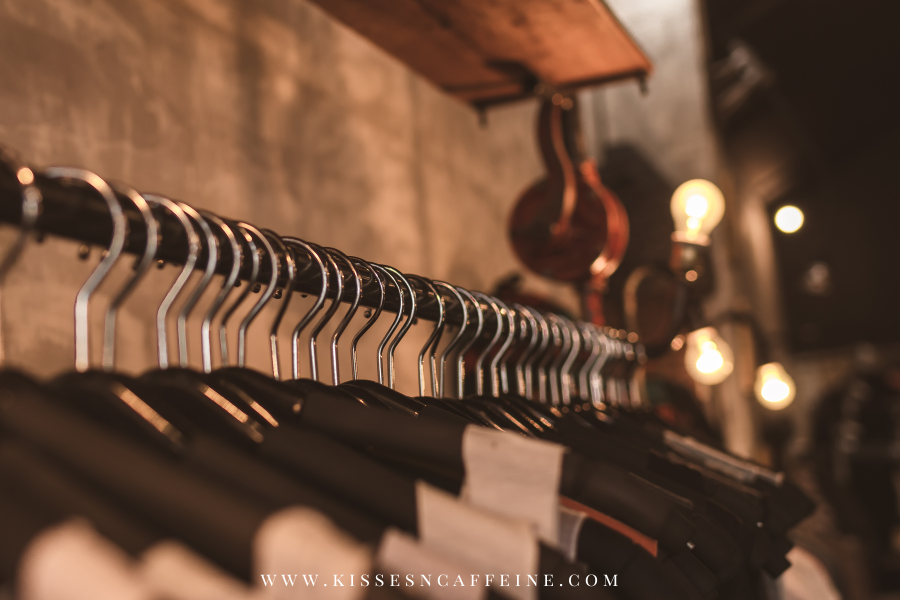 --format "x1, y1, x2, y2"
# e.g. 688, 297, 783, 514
101, 183, 158, 371
524, 308, 550, 401
577, 322, 600, 402
453, 287, 483, 400
281, 238, 327, 380
43, 168, 127, 372
218, 225, 259, 366
349, 258, 384, 380
406, 275, 443, 397
235, 223, 278, 368
535, 312, 560, 403
512, 304, 539, 398
372, 265, 403, 386
141, 195, 199, 369
547, 314, 571, 406
490, 298, 516, 396
265, 233, 295, 380
471, 292, 502, 397
557, 316, 581, 405
198, 212, 241, 373
306, 245, 343, 382
383, 267, 416, 391
176, 203, 218, 368
324, 247, 361, 386
433, 282, 467, 398
589, 326, 611, 407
